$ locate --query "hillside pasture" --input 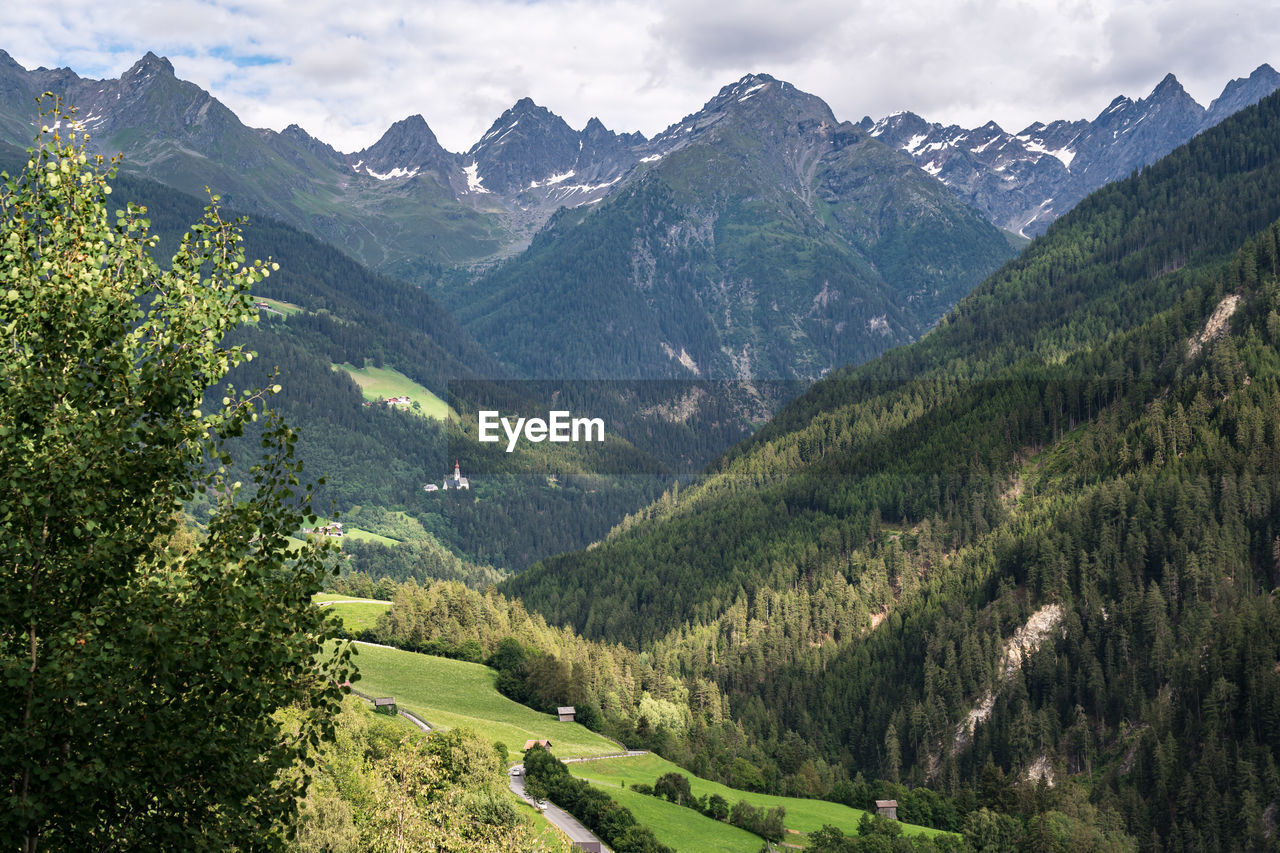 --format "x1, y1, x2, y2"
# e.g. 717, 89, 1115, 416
347, 642, 621, 759
569, 752, 949, 840
334, 363, 454, 421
